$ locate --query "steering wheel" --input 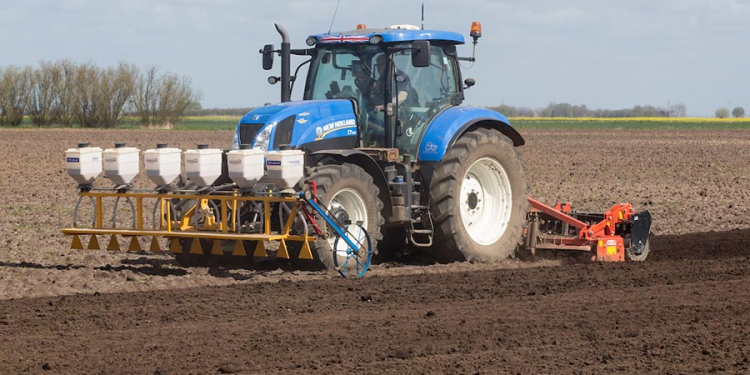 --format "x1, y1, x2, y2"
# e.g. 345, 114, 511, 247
333, 85, 360, 101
